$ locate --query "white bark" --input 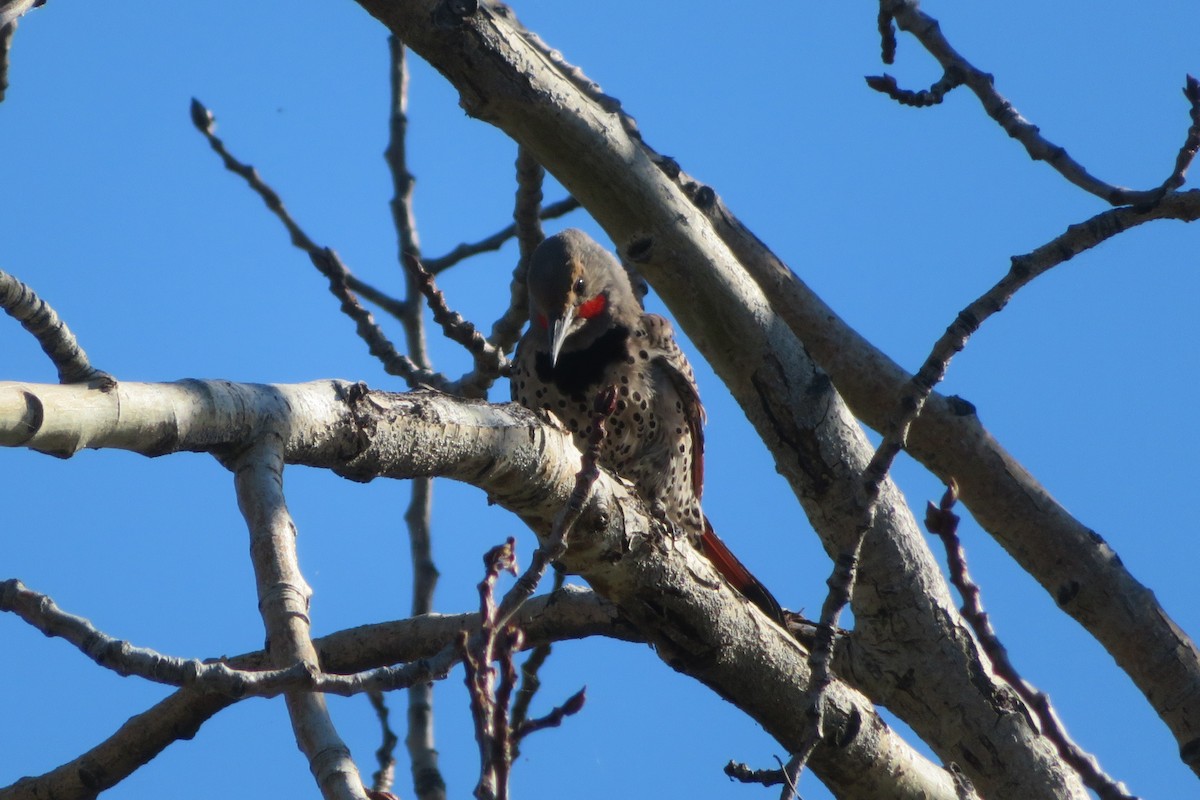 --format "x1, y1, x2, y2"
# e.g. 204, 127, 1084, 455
1, 378, 961, 800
